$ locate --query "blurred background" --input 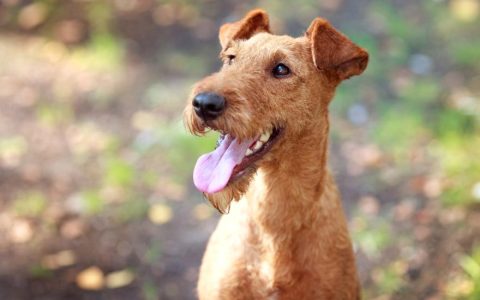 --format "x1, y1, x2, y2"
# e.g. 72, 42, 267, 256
0, 0, 479, 299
